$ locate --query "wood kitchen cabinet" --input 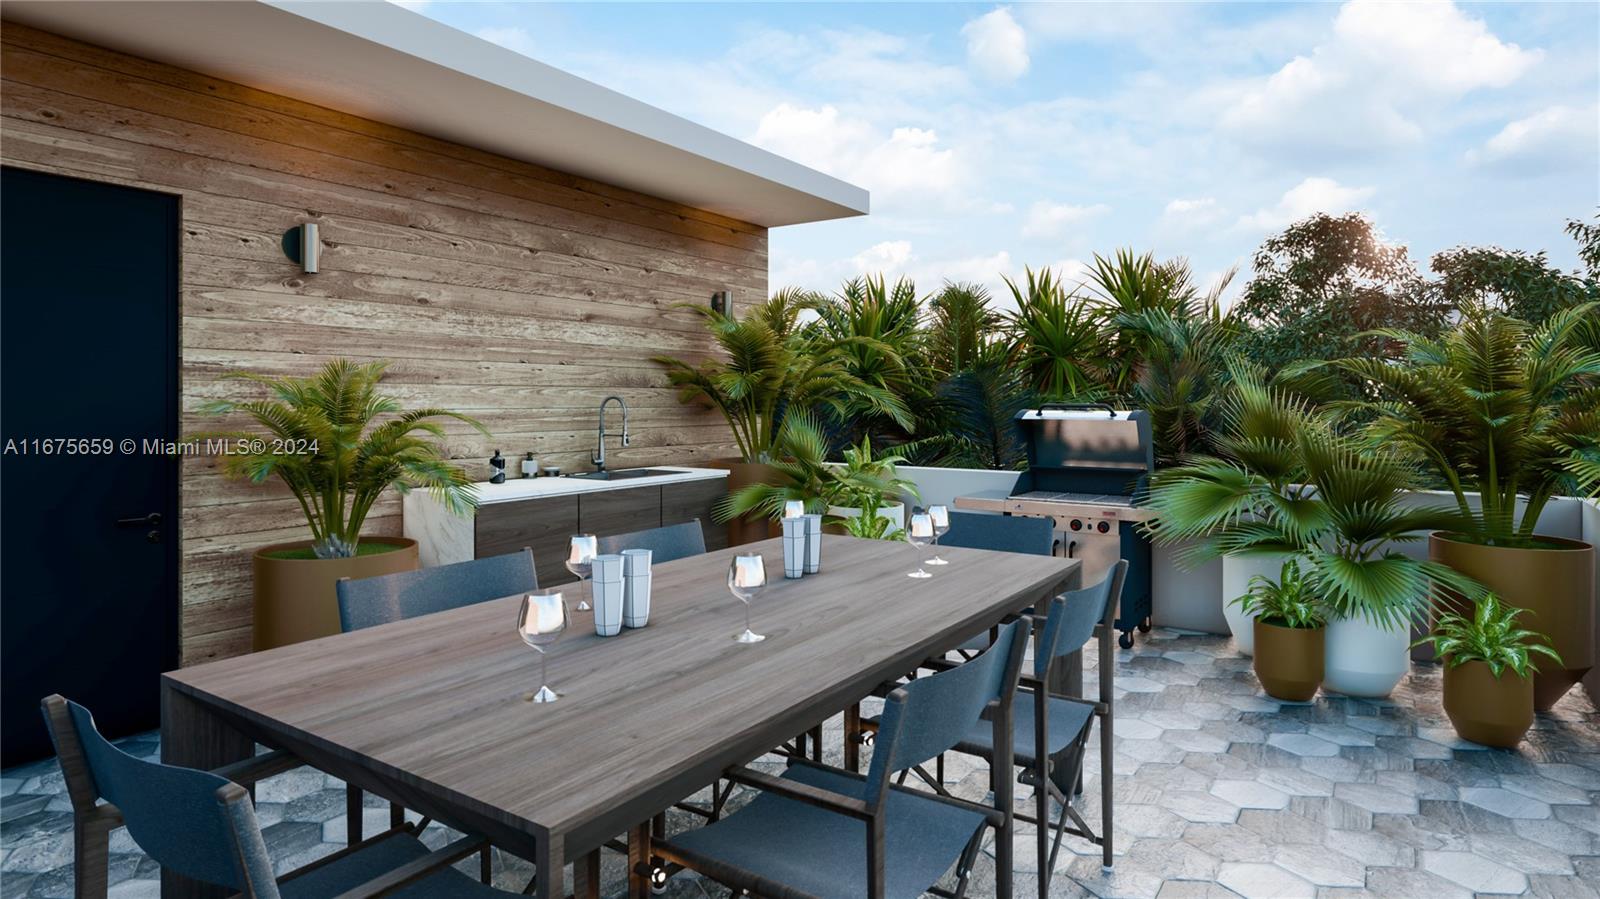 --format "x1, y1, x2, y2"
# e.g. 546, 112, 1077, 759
661, 478, 728, 552
475, 495, 578, 587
